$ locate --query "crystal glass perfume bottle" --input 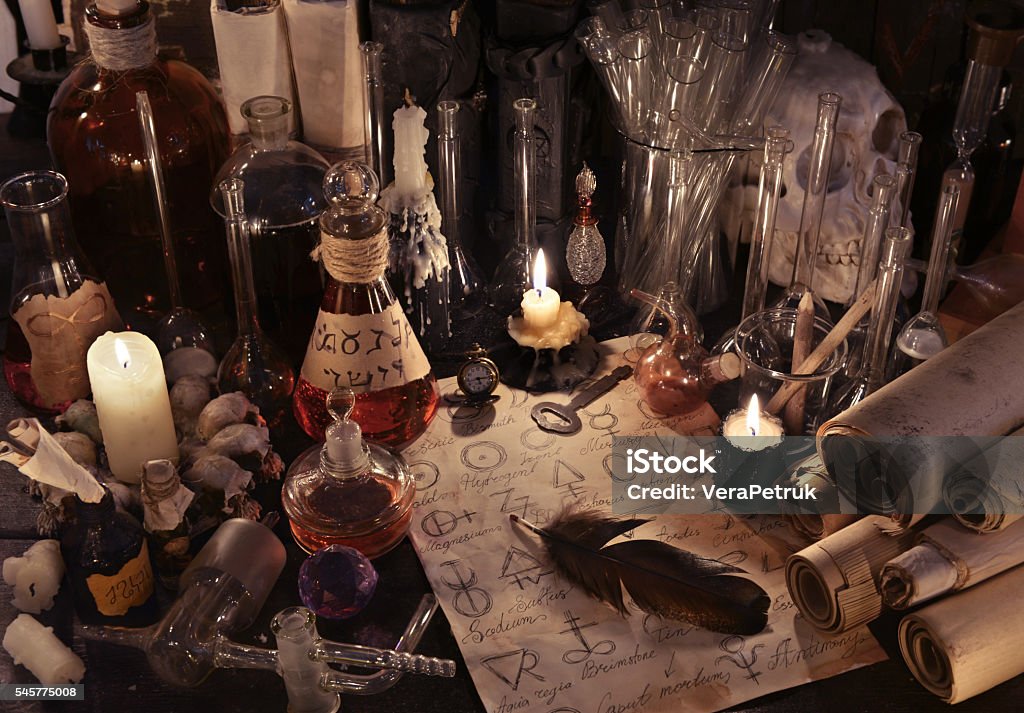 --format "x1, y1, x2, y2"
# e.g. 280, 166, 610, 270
490, 98, 539, 316
61, 488, 159, 627
566, 163, 607, 288
437, 100, 485, 319
284, 388, 415, 558
217, 178, 296, 427
47, 0, 231, 335
211, 96, 330, 362
293, 162, 439, 448
2, 171, 123, 413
